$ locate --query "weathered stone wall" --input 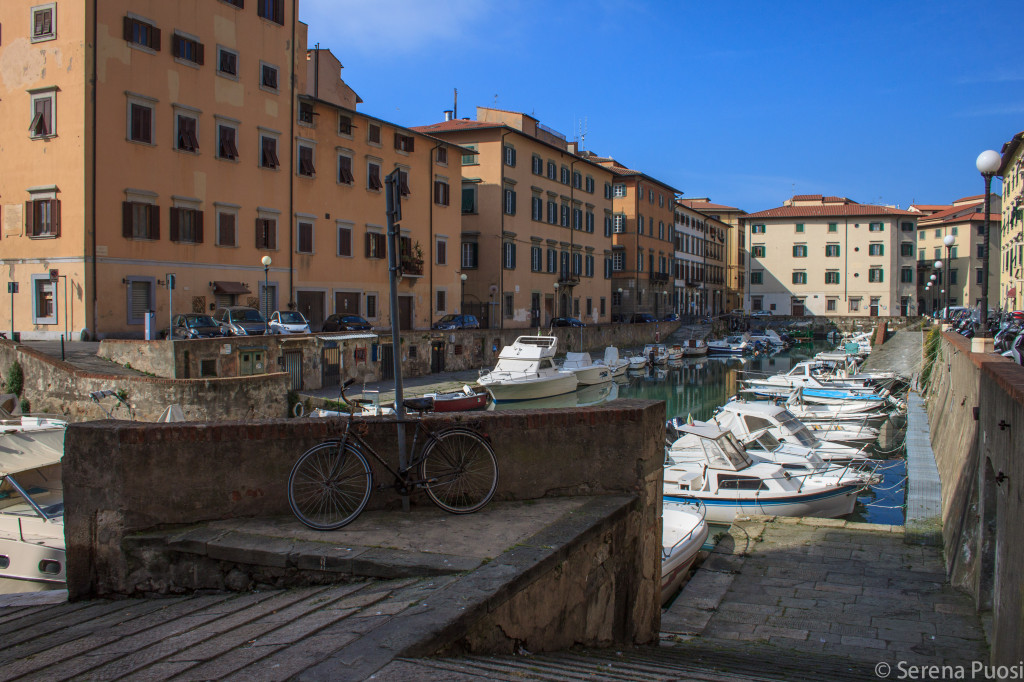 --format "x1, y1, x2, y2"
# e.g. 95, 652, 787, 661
925, 332, 1024, 665
0, 339, 289, 421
